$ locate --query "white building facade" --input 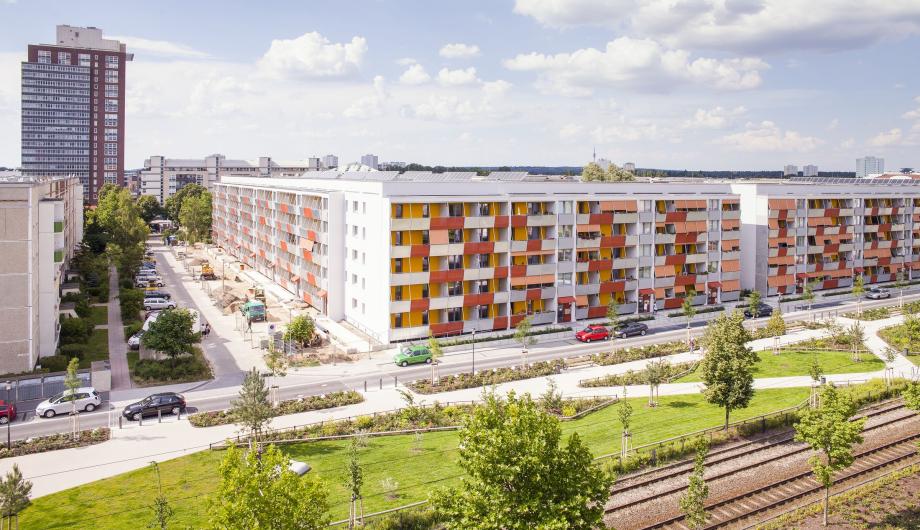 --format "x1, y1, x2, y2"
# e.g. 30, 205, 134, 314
857, 156, 885, 178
